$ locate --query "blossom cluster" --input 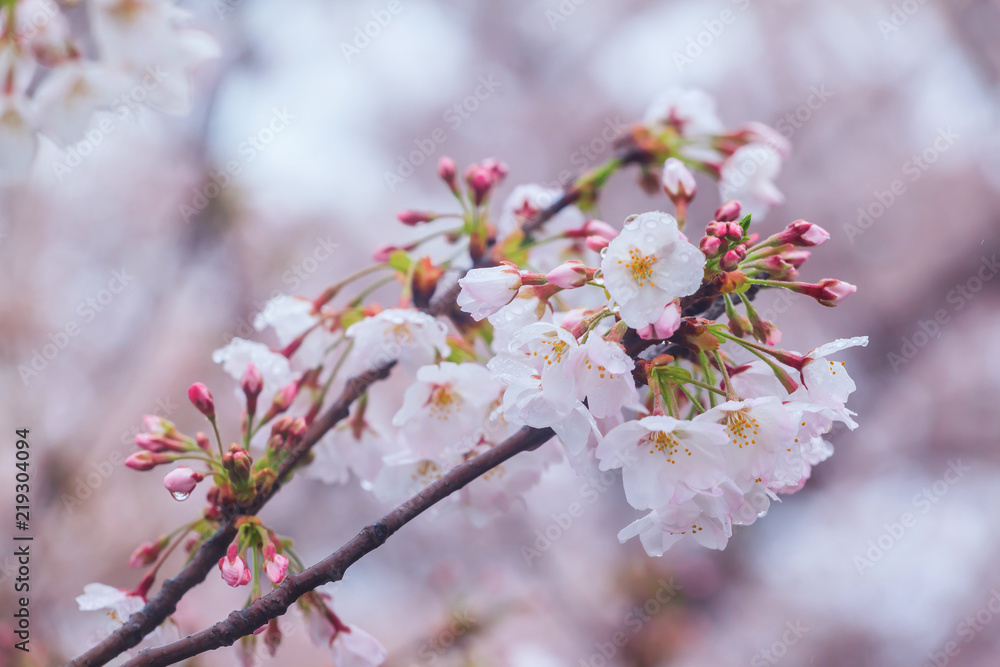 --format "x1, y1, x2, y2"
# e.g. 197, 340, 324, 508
0, 0, 218, 181
75, 87, 865, 665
